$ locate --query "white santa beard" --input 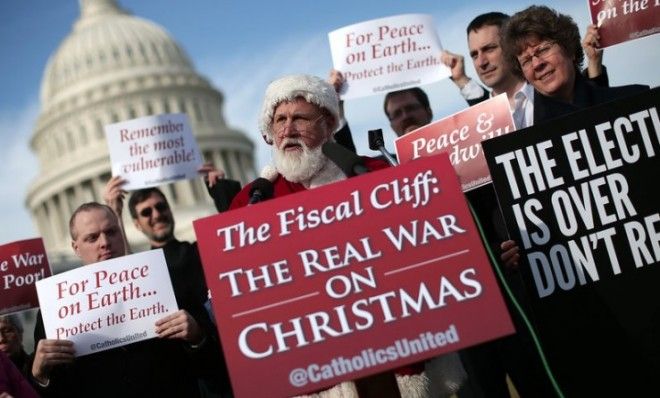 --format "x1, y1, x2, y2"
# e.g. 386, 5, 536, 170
273, 142, 326, 183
